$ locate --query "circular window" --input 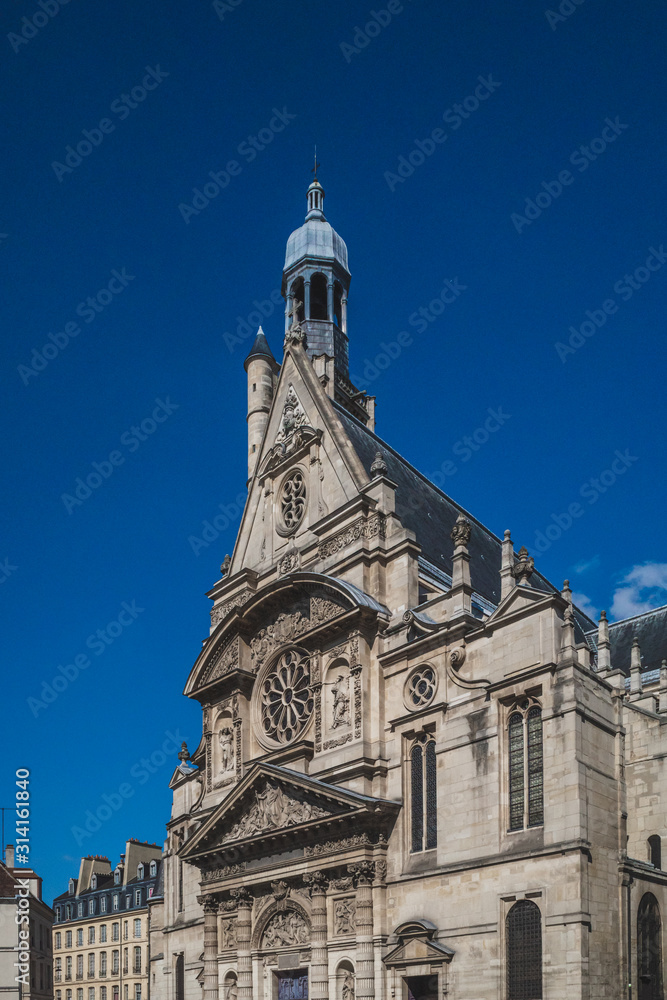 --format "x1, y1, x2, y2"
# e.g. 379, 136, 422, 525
259, 649, 313, 745
405, 665, 437, 710
280, 469, 307, 533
